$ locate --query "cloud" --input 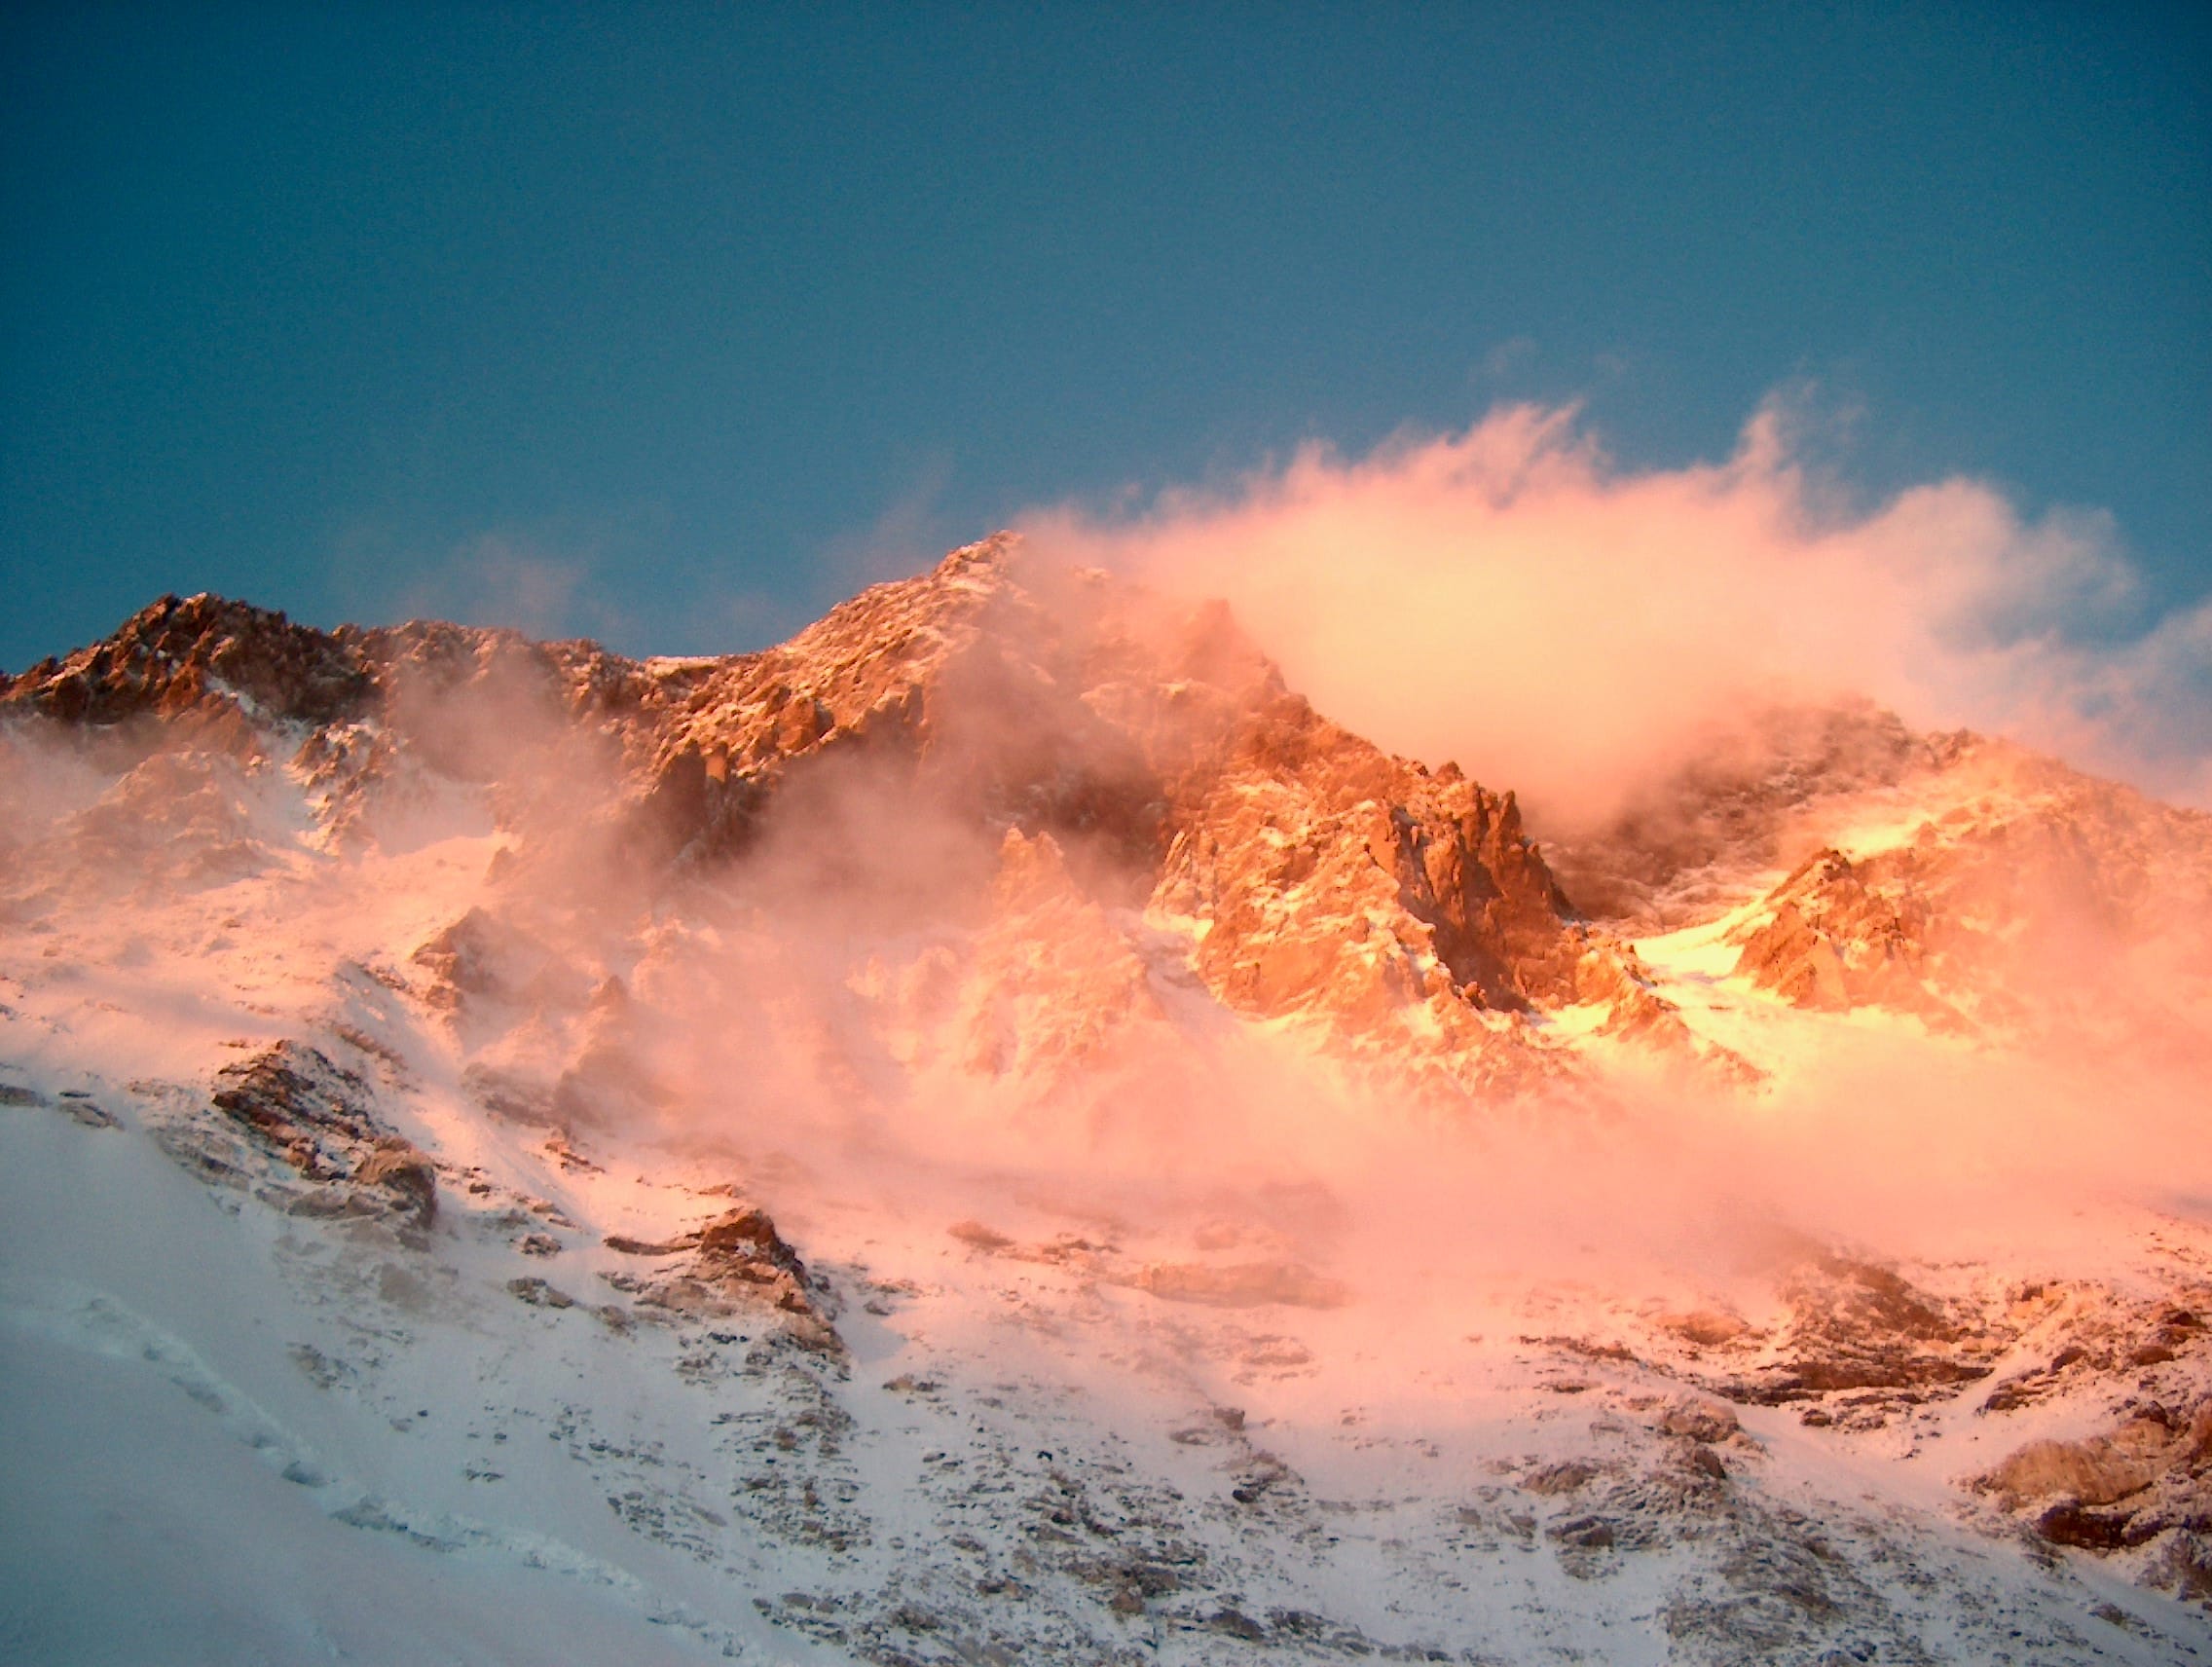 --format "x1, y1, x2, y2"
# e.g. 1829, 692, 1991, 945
1019, 396, 2212, 825
405, 532, 600, 642
818, 450, 961, 596
344, 528, 646, 648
